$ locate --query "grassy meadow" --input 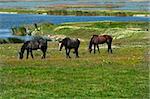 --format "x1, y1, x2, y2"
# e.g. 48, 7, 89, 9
0, 22, 149, 98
